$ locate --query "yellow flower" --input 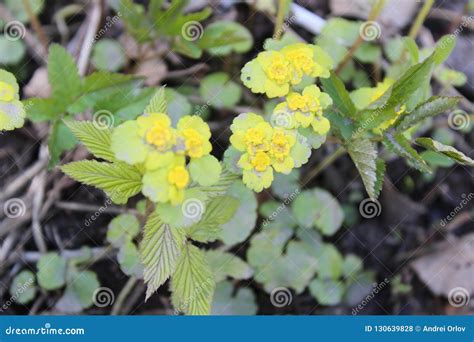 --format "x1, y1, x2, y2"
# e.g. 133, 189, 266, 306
272, 85, 332, 134
230, 113, 311, 191
112, 113, 221, 205
240, 44, 333, 98
0, 81, 15, 102
0, 70, 24, 132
